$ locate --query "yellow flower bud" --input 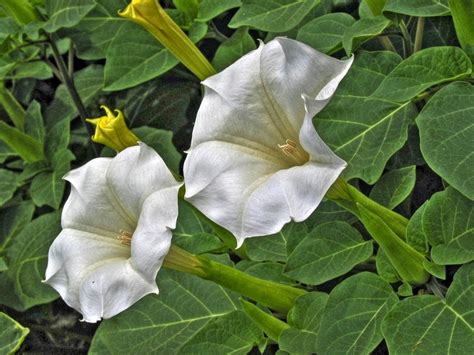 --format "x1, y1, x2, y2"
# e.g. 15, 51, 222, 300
119, 0, 216, 80
86, 106, 139, 152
